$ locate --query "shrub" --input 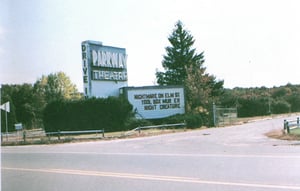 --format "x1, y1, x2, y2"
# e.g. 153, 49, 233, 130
184, 113, 203, 128
43, 97, 133, 132
237, 97, 269, 117
124, 118, 152, 130
272, 99, 291, 114
159, 113, 206, 129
